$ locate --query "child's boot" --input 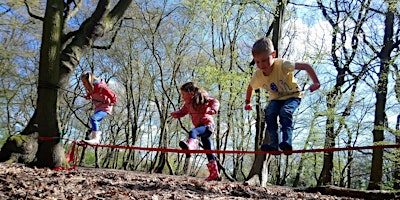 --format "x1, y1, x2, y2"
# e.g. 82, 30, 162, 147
205, 160, 221, 181
83, 130, 101, 145
179, 138, 198, 150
